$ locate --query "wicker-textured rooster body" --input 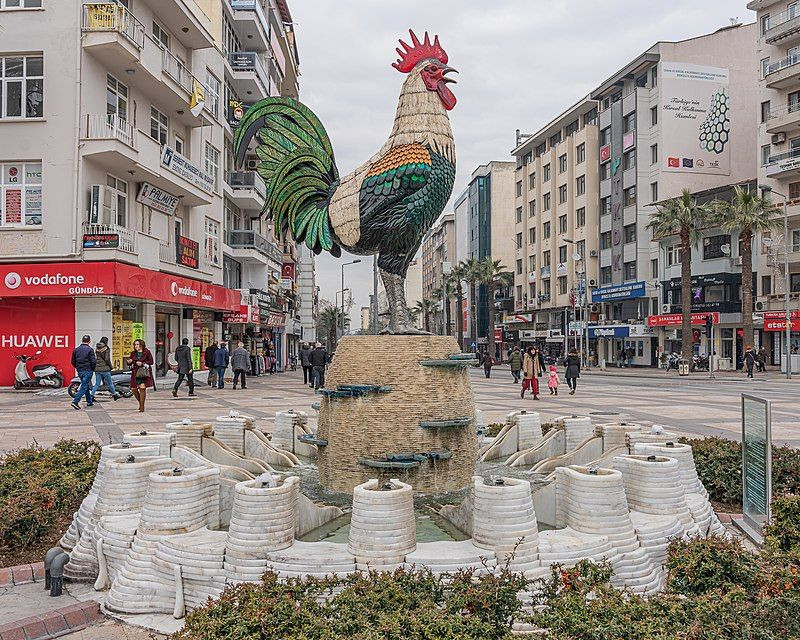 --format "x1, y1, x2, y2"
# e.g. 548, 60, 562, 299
234, 30, 457, 333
